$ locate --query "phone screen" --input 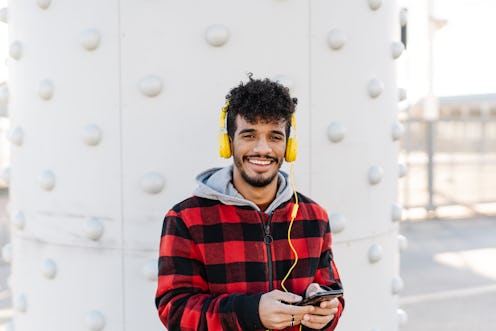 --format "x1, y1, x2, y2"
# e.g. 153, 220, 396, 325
296, 289, 343, 306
